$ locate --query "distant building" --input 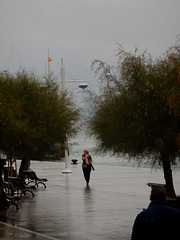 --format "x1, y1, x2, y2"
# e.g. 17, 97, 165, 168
0, 70, 8, 78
